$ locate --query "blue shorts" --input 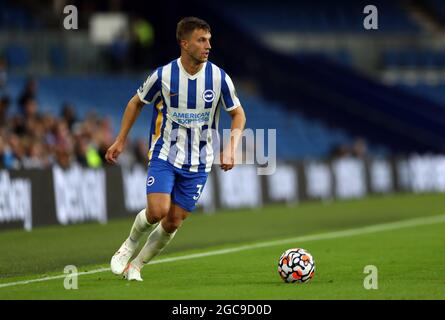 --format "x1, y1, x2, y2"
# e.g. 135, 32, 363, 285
146, 157, 209, 212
